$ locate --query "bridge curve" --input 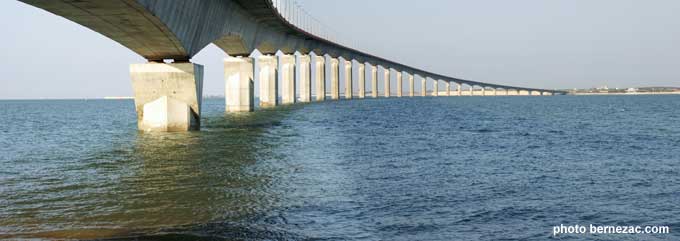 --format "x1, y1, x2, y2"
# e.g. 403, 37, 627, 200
19, 0, 565, 132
